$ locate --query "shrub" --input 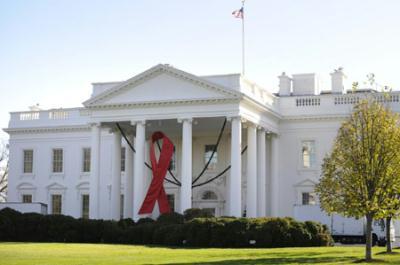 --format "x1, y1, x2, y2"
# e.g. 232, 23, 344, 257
304, 221, 334, 246
136, 217, 154, 225
102, 221, 124, 243
183, 208, 213, 222
0, 208, 21, 241
118, 218, 135, 229
163, 224, 185, 246
17, 212, 43, 242
157, 212, 184, 225
140, 223, 157, 244
184, 218, 212, 247
153, 224, 176, 244
44, 214, 77, 242
0, 208, 333, 248
77, 219, 104, 243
